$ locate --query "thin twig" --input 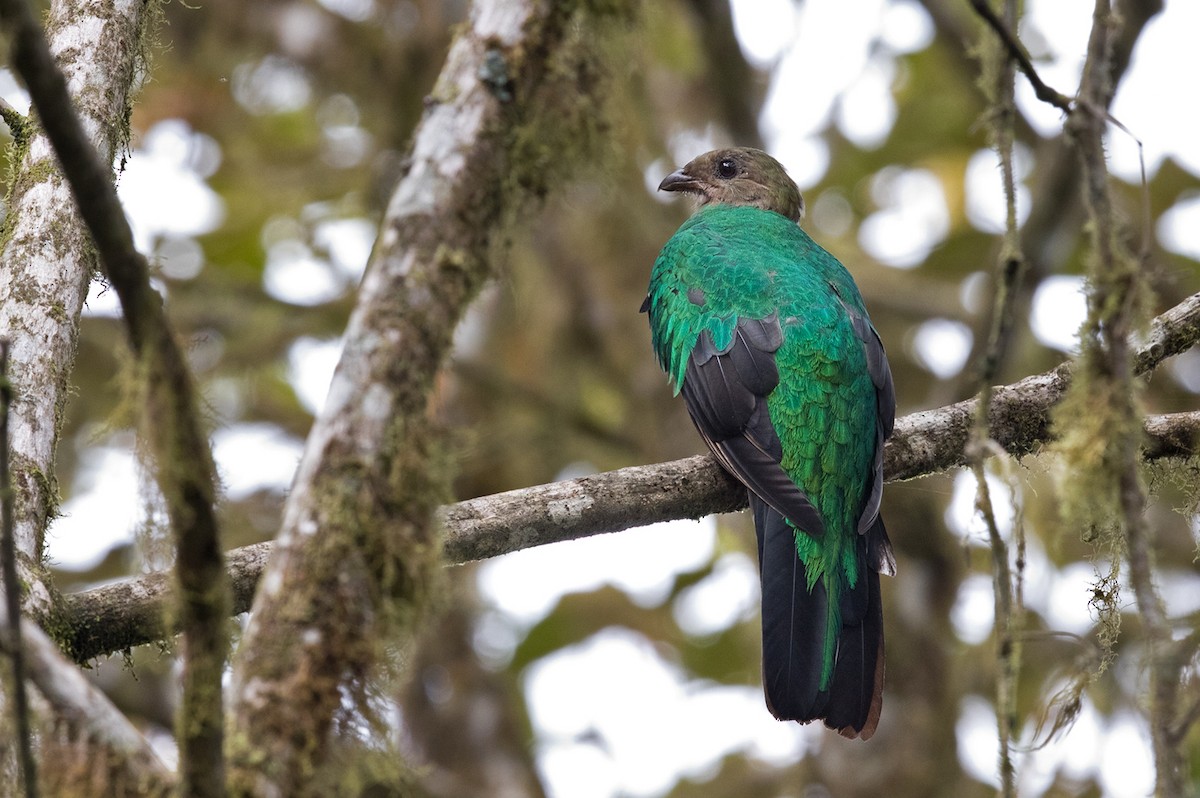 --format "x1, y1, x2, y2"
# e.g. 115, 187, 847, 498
0, 97, 28, 145
969, 0, 1074, 111
0, 339, 37, 797
970, 2, 1029, 789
